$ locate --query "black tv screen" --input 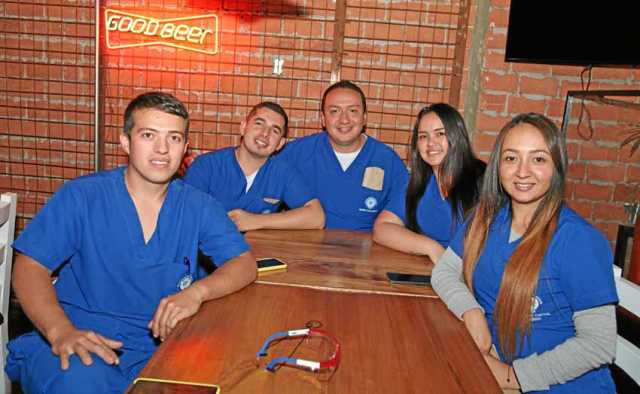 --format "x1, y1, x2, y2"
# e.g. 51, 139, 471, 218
505, 1, 640, 67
